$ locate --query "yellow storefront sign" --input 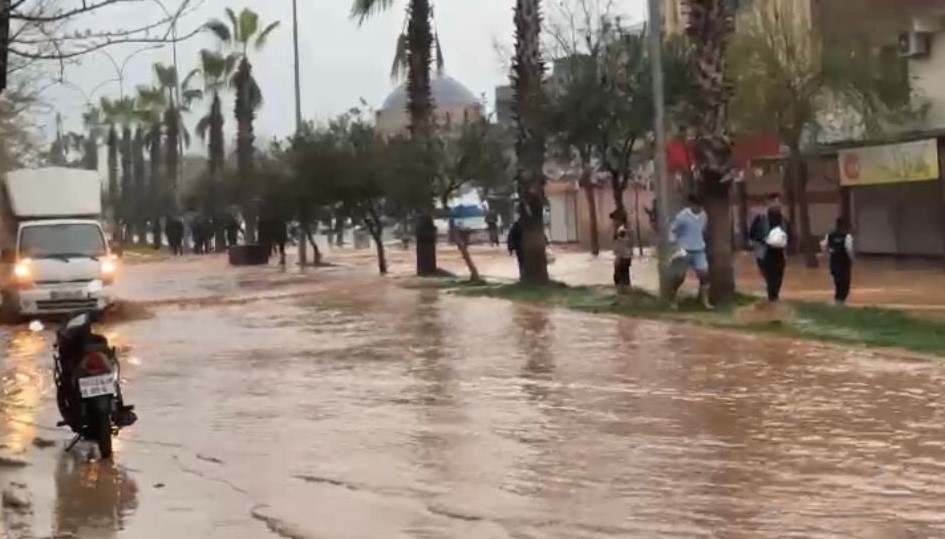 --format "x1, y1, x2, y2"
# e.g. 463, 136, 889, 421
838, 138, 940, 187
